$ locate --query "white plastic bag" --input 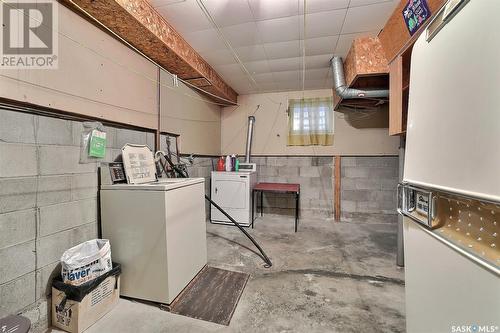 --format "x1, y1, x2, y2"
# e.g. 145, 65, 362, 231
61, 239, 112, 286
